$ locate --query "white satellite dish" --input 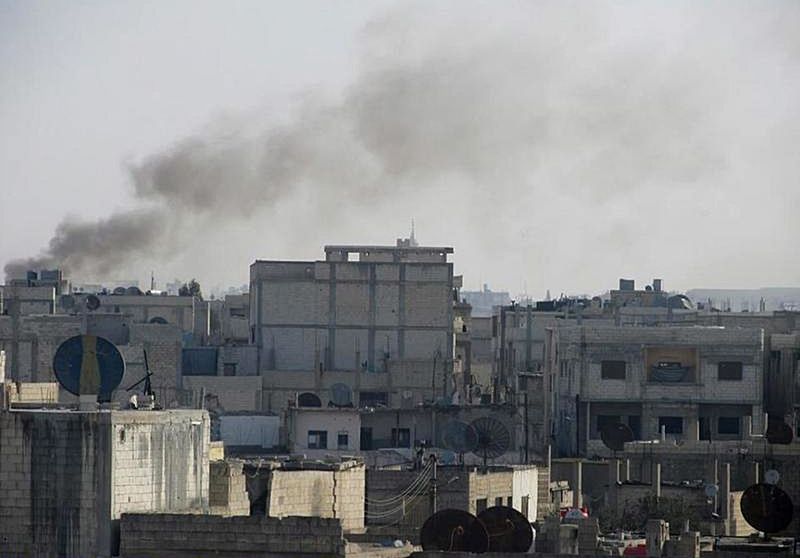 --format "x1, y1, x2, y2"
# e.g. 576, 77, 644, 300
764, 469, 780, 485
